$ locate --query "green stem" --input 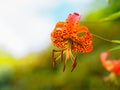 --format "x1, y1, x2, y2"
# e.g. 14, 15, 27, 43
92, 33, 120, 44
92, 33, 112, 42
